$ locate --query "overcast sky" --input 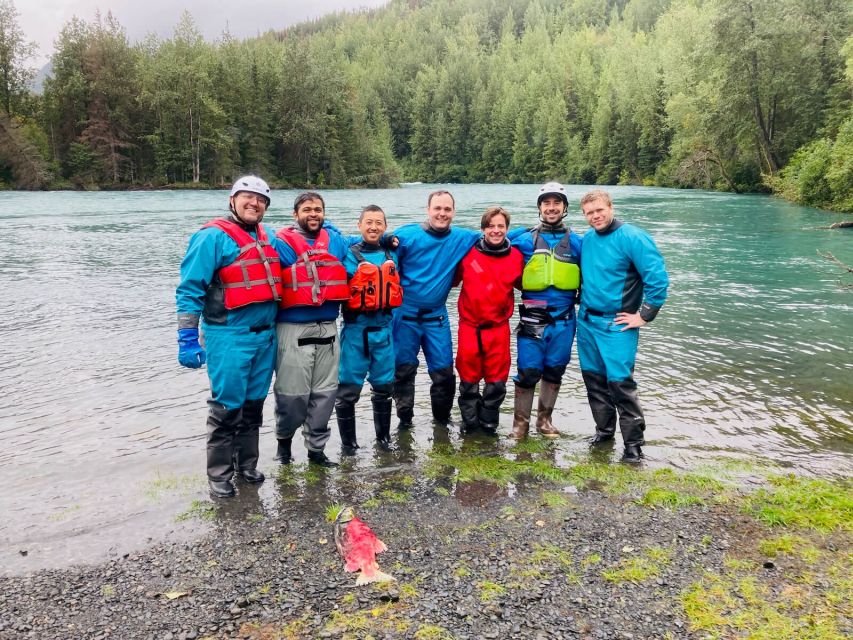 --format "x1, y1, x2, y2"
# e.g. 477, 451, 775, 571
18, 0, 389, 68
